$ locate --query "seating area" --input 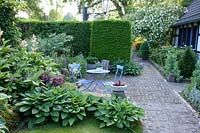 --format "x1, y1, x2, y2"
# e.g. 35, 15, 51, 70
68, 63, 127, 97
